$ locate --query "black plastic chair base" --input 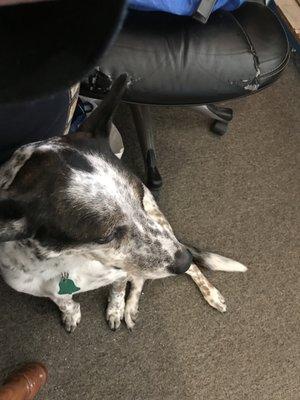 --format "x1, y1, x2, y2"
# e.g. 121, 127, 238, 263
208, 104, 233, 122
195, 104, 233, 135
130, 102, 235, 192
146, 149, 162, 190
130, 104, 163, 191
